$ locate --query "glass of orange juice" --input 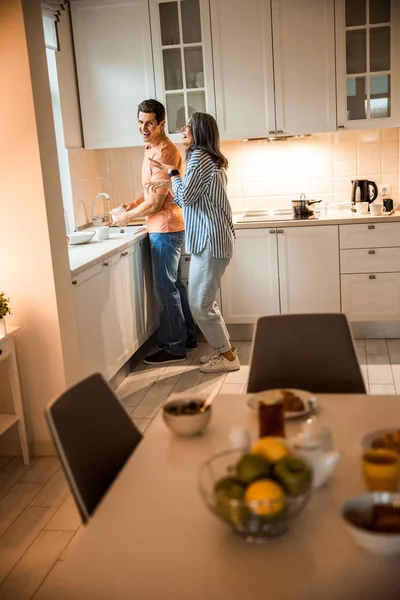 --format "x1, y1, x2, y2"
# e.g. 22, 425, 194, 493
362, 449, 400, 492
